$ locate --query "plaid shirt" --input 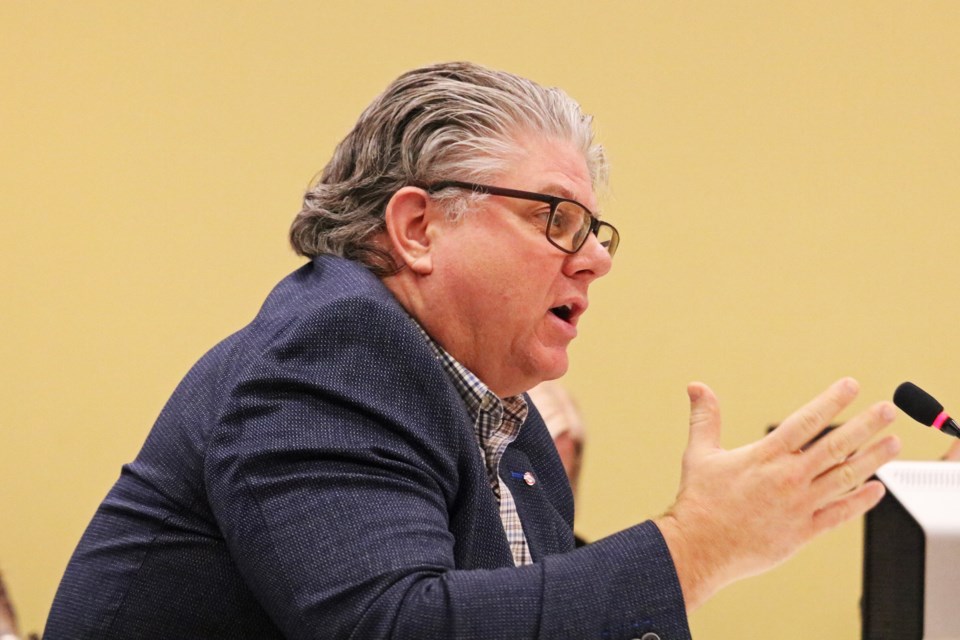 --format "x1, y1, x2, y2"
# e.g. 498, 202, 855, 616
417, 328, 532, 567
